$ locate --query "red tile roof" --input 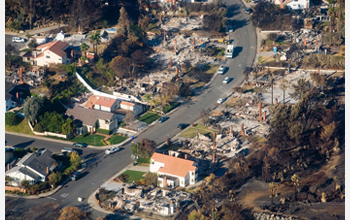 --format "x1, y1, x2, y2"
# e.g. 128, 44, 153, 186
95, 96, 117, 108
120, 101, 135, 107
84, 95, 99, 109
151, 152, 196, 178
35, 40, 68, 58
